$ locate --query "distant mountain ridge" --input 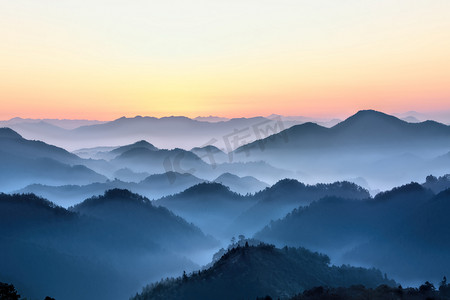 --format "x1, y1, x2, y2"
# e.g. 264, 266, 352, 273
2, 115, 305, 151
232, 110, 450, 190
0, 128, 107, 191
